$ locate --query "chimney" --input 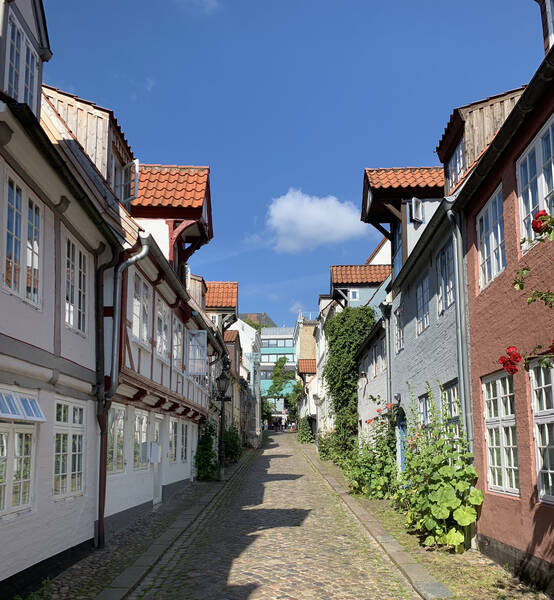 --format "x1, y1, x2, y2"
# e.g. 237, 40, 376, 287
534, 0, 553, 54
